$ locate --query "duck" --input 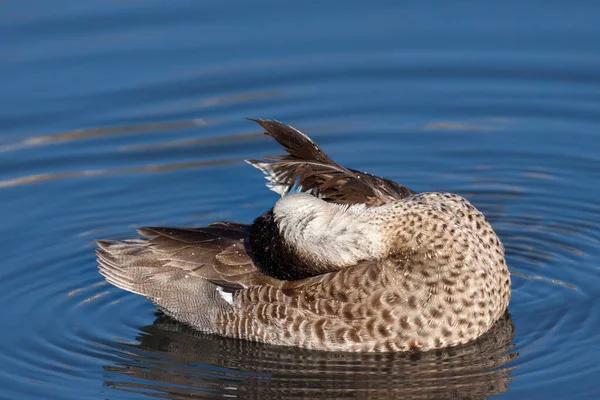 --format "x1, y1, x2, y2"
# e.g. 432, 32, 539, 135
96, 118, 511, 352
